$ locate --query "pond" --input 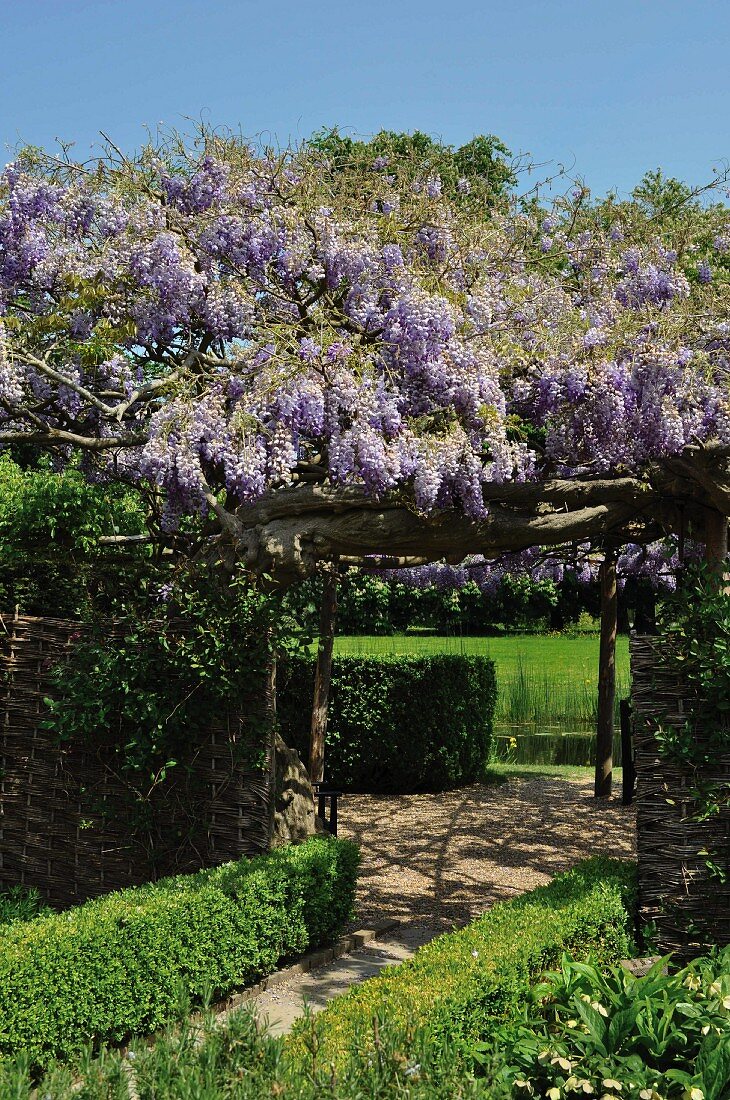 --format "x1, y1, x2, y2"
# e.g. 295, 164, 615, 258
492, 724, 623, 767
